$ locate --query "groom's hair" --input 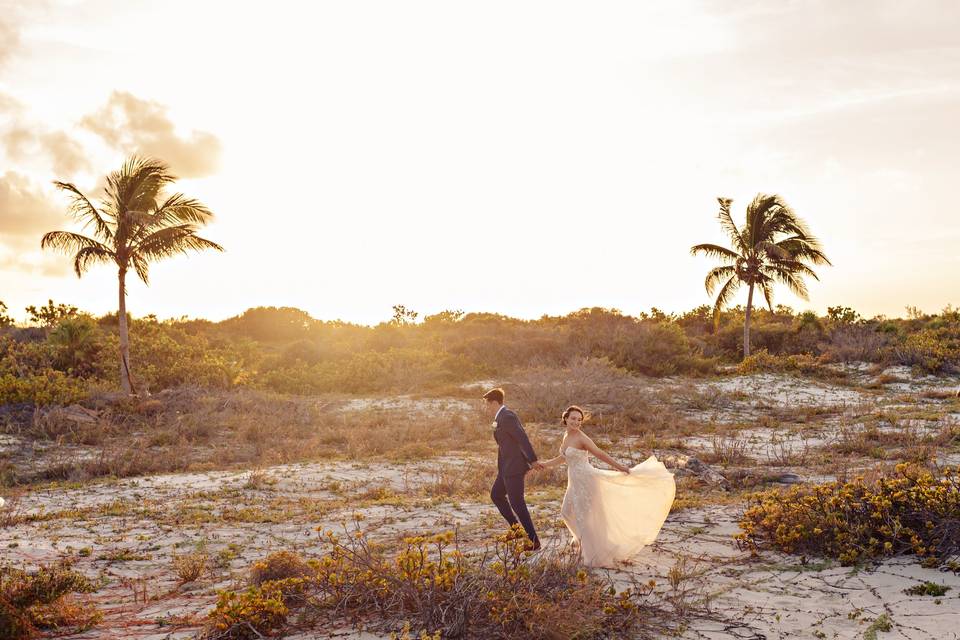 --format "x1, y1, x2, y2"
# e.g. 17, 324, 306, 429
482, 388, 505, 404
